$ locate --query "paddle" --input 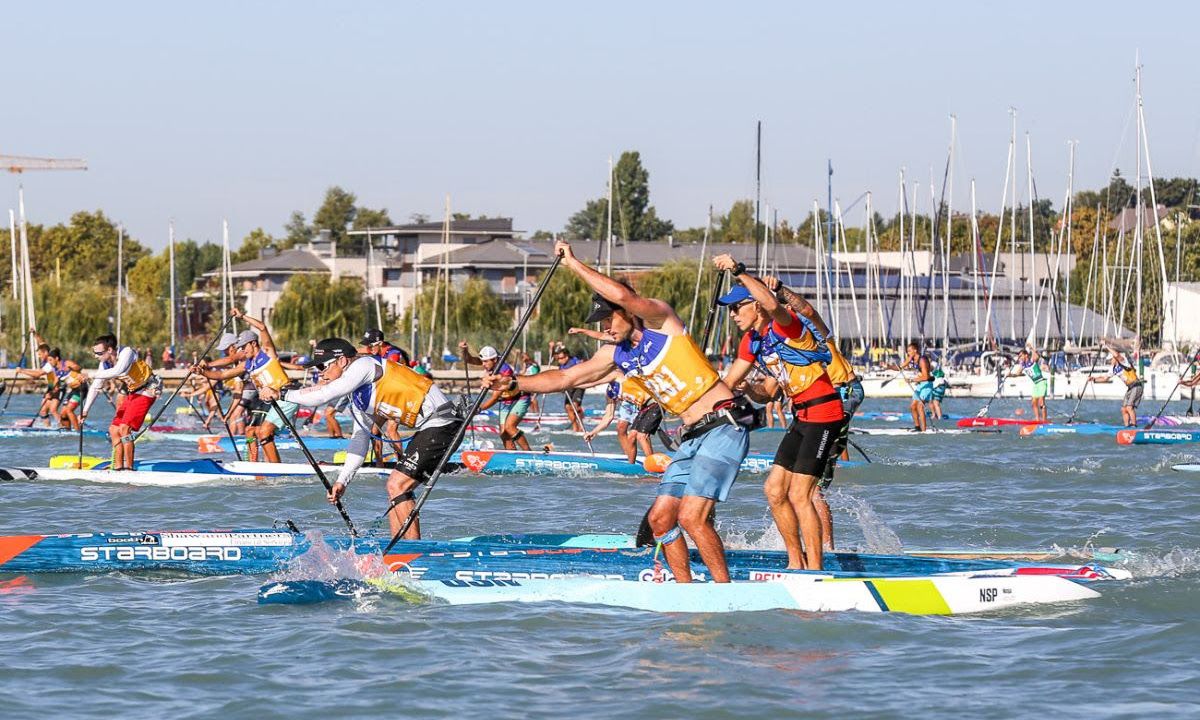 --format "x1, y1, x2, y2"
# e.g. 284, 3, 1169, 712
563, 390, 594, 455
848, 437, 872, 463
697, 269, 727, 353
1066, 351, 1104, 425
1143, 354, 1199, 431
205, 376, 243, 462
975, 357, 1009, 418
271, 399, 358, 536
1188, 388, 1195, 418
462, 362, 476, 448
76, 421, 84, 470
383, 252, 564, 554
133, 315, 235, 442
0, 351, 27, 420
